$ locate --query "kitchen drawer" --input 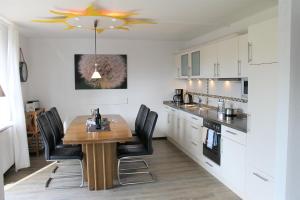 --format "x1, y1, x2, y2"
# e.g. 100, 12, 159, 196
202, 156, 221, 178
185, 113, 203, 126
221, 125, 246, 145
246, 166, 274, 200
